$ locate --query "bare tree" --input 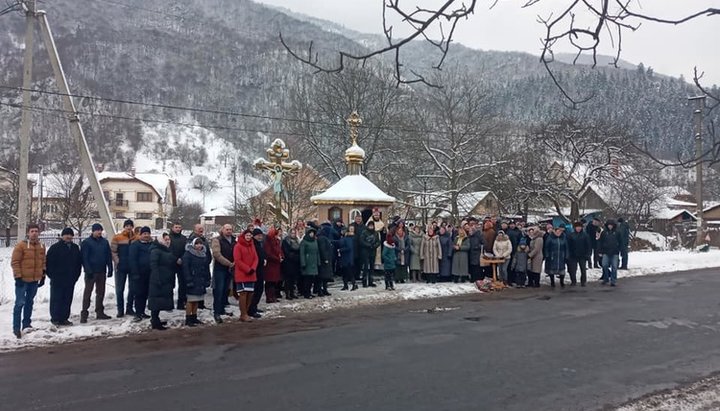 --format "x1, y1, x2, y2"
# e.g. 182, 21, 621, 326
604, 159, 666, 232
47, 170, 97, 235
400, 68, 500, 224
285, 65, 409, 180
513, 118, 633, 222
169, 199, 204, 229
0, 167, 20, 244
191, 174, 218, 210
281, 1, 718, 95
